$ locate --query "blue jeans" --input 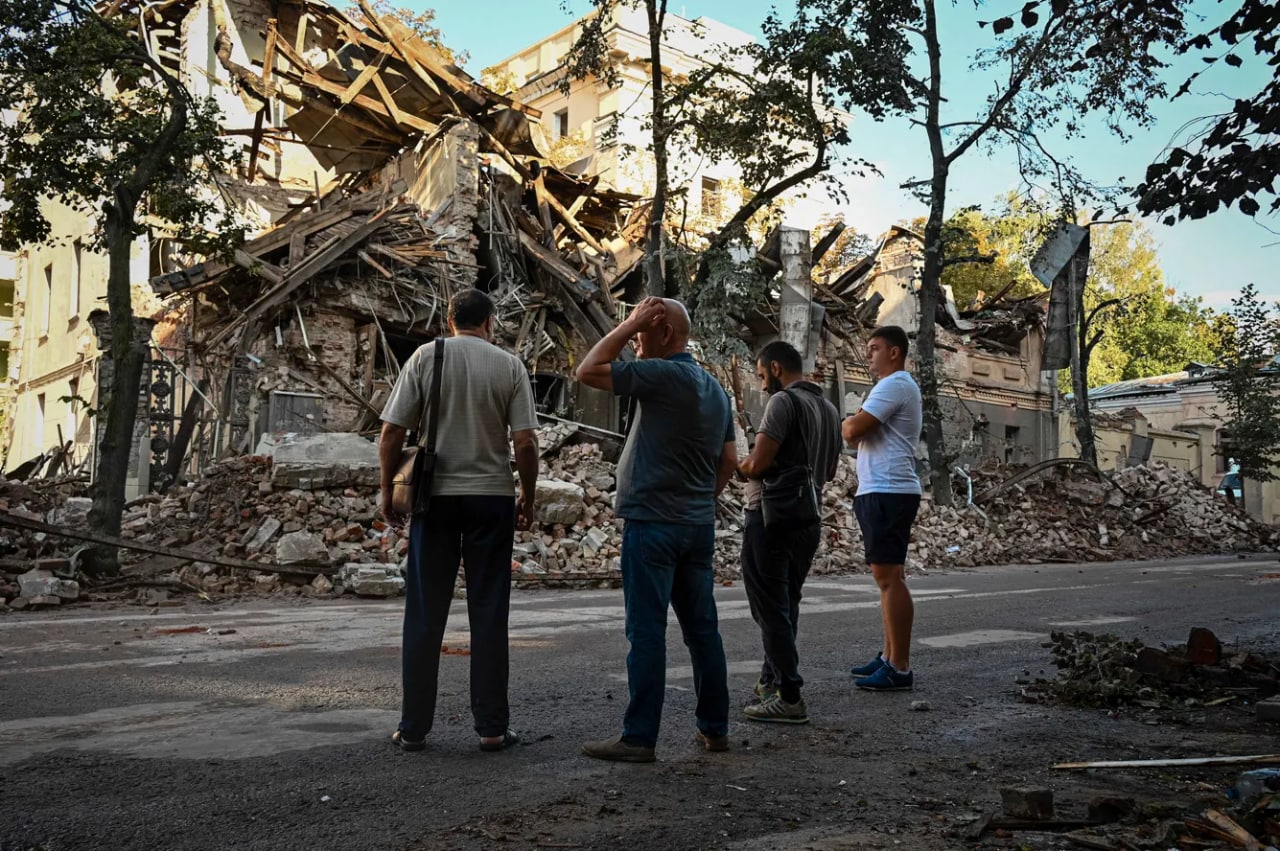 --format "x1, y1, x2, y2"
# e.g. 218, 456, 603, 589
620, 520, 729, 747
